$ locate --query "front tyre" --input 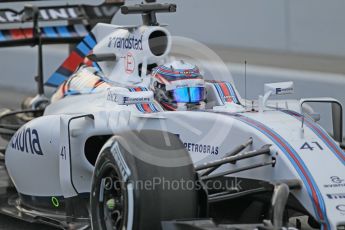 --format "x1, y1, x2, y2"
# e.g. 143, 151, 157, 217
90, 130, 200, 230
